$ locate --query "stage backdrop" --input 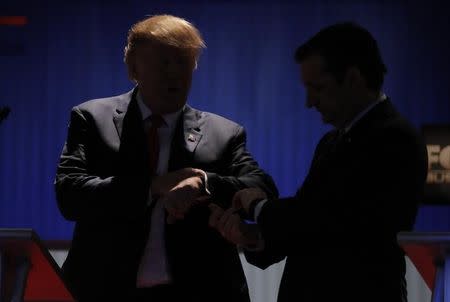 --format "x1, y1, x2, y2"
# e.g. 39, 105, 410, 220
1, 0, 449, 240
